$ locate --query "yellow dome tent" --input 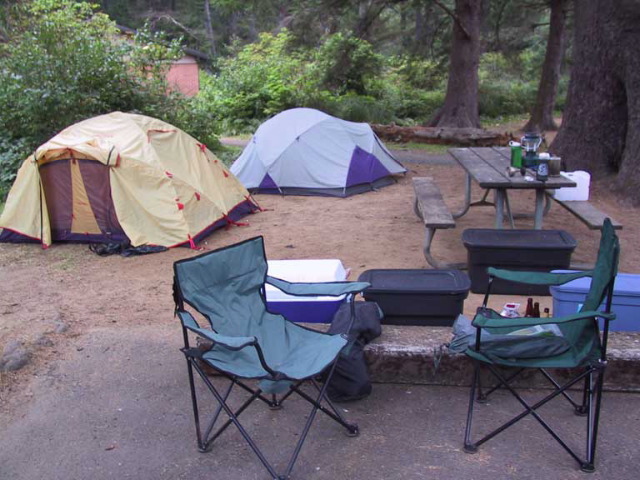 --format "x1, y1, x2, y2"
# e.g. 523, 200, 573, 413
0, 112, 258, 248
